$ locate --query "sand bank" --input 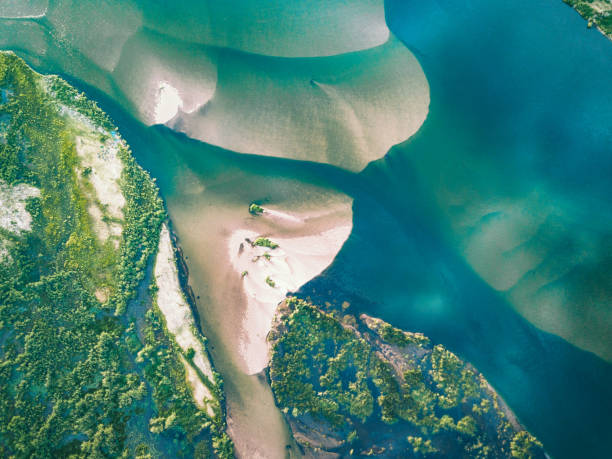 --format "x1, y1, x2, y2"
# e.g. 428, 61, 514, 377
0, 4, 429, 172
75, 134, 125, 243
154, 223, 217, 415
0, 179, 40, 234
154, 81, 183, 124
229, 224, 351, 374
